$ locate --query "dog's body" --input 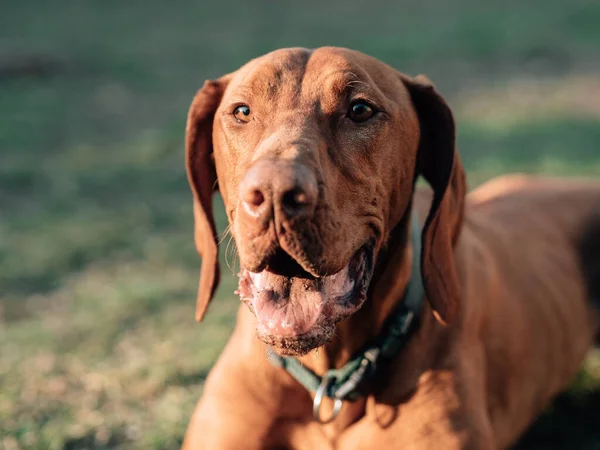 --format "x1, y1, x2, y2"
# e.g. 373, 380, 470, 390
181, 47, 600, 449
